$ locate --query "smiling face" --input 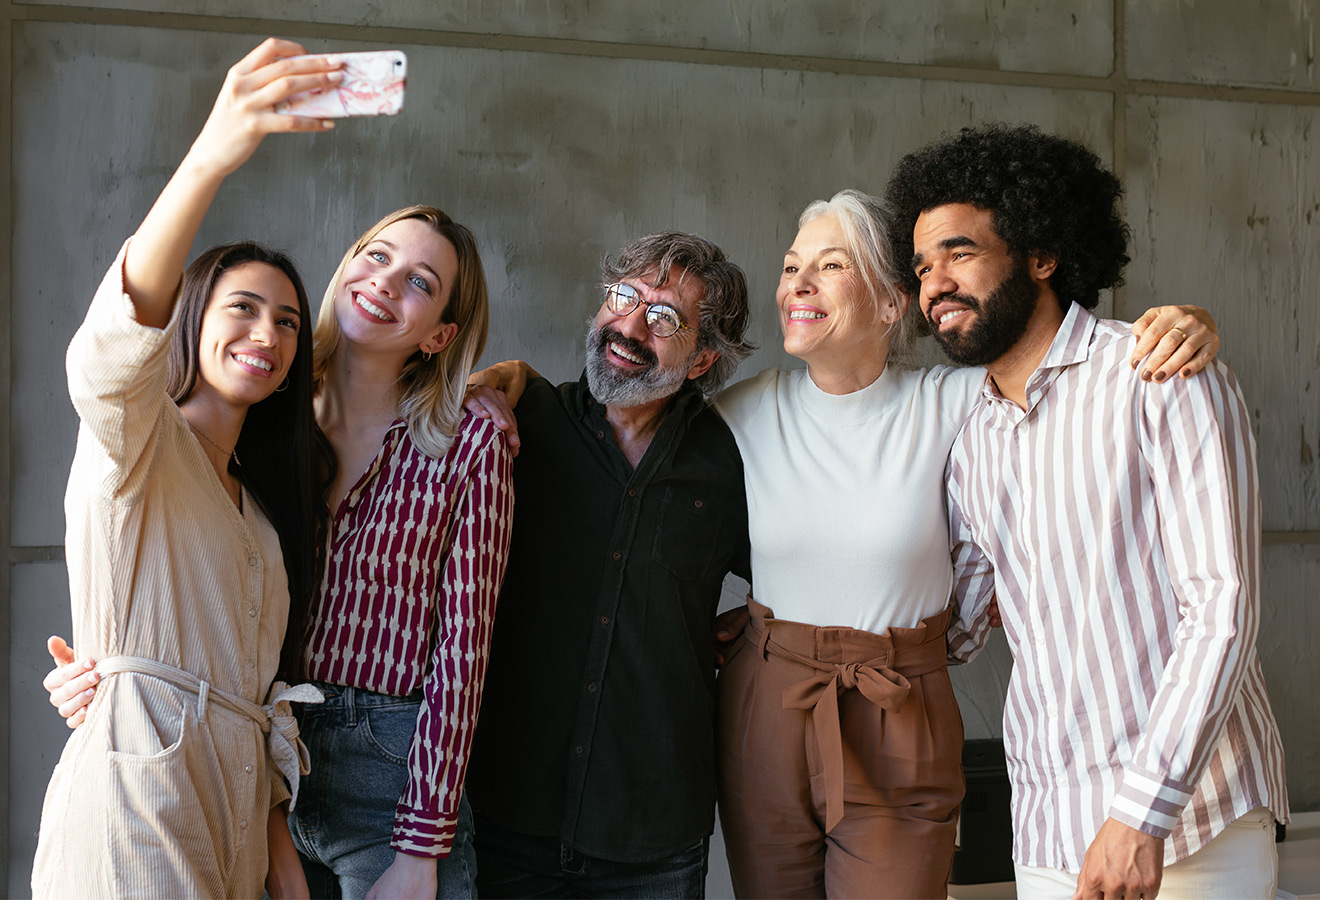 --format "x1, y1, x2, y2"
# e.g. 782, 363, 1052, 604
334, 217, 461, 362
191, 261, 301, 409
912, 203, 1048, 366
777, 214, 901, 373
584, 267, 716, 408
